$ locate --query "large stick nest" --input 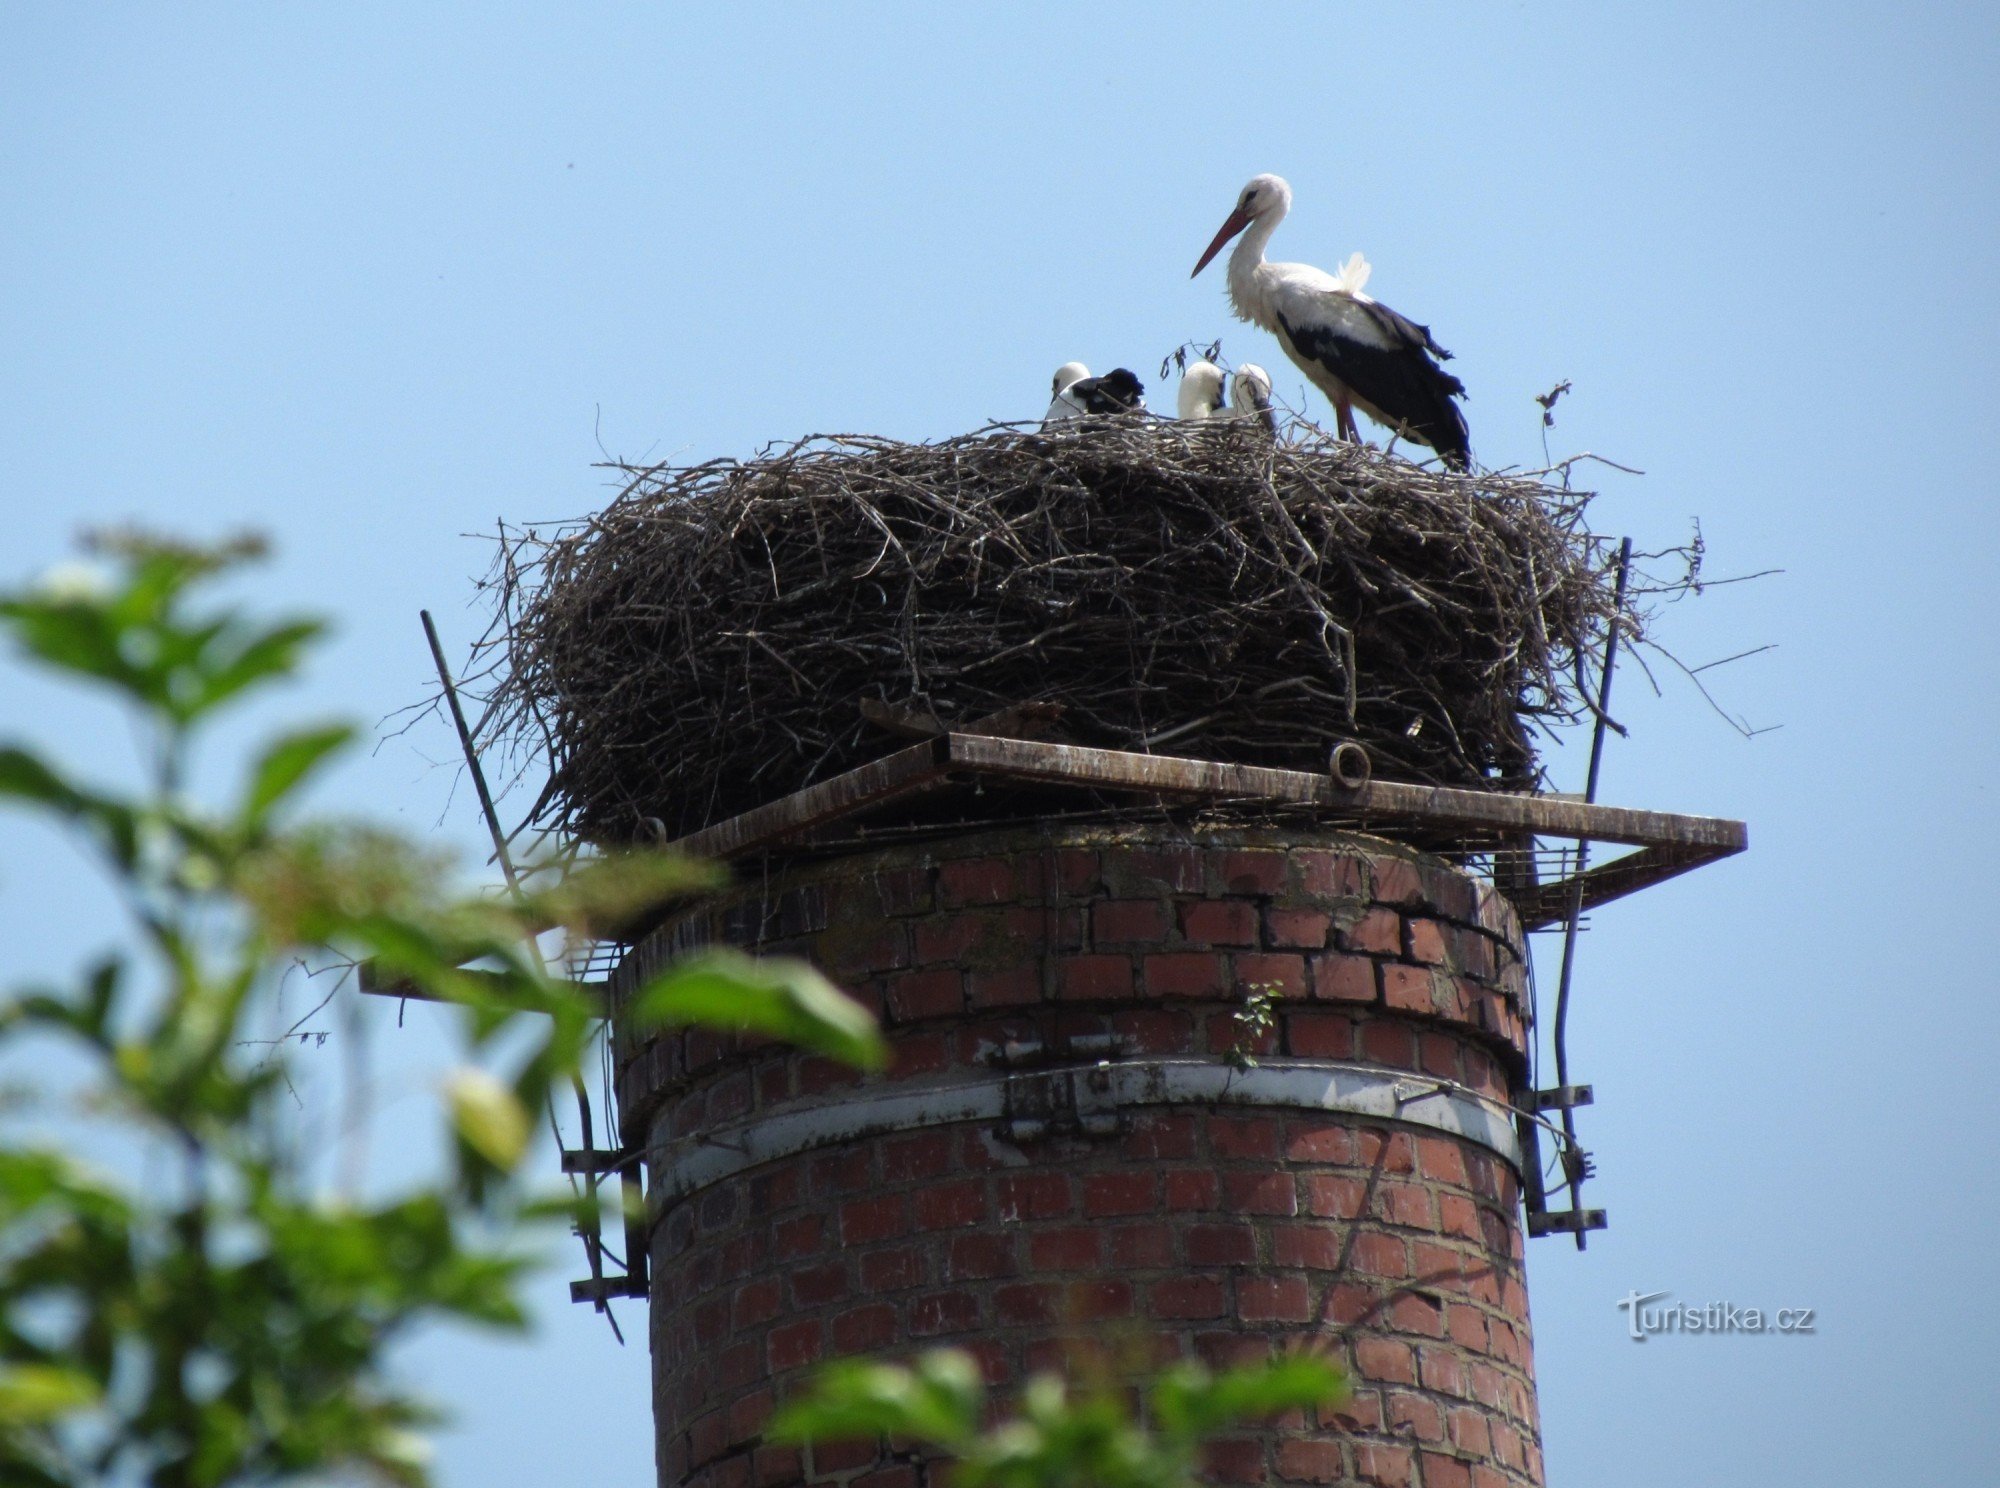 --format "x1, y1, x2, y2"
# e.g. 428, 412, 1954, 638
478, 420, 1646, 848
